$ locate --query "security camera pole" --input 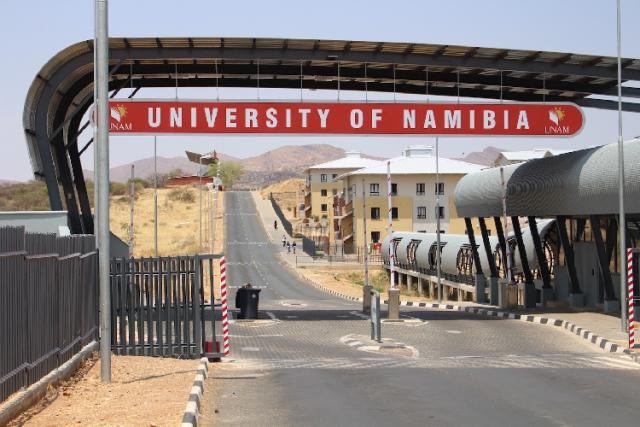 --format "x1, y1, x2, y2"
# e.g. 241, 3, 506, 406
95, 0, 111, 382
